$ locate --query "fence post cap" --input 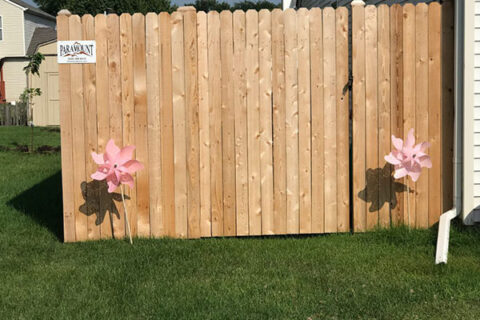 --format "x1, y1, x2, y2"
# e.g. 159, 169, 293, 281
351, 0, 365, 5
177, 6, 196, 12
58, 9, 72, 16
